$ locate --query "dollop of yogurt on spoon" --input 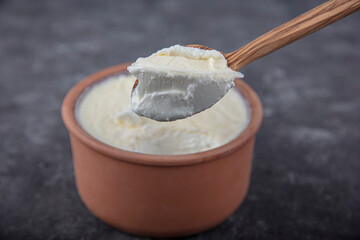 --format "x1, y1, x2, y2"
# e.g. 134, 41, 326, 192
127, 45, 243, 121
